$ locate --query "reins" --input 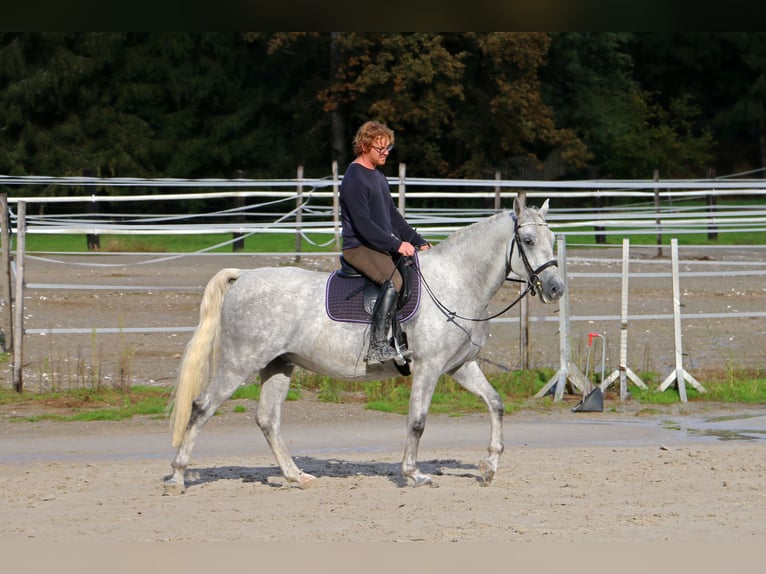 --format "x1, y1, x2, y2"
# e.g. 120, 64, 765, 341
413, 215, 558, 324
